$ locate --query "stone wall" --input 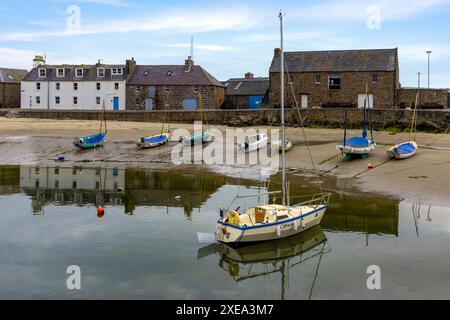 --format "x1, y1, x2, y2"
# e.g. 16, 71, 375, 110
5, 108, 450, 132
0, 83, 21, 108
398, 88, 449, 109
126, 85, 225, 110
269, 71, 398, 108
